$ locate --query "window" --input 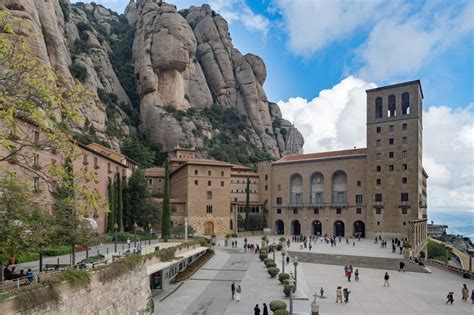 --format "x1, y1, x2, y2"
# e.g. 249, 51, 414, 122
194, 180, 198, 186
94, 157, 99, 169
376, 165, 381, 172
208, 170, 211, 176
194, 170, 198, 175
206, 205, 213, 214
389, 138, 394, 145
278, 184, 281, 191
375, 193, 383, 202
33, 131, 40, 147
403, 221, 406, 226
401, 193, 409, 201
221, 171, 224, 176
356, 208, 362, 214
208, 180, 211, 186
33, 177, 39, 191
220, 181, 224, 187
107, 163, 111, 173
293, 208, 298, 214
277, 208, 282, 214
402, 150, 407, 158
377, 221, 380, 225
401, 208, 408, 214
388, 95, 396, 117
33, 153, 39, 167
336, 208, 341, 214
376, 126, 381, 133
357, 180, 361, 187
376, 208, 382, 214
376, 139, 381, 147
402, 92, 410, 115
265, 175, 268, 181
276, 197, 282, 205
376, 153, 381, 160
389, 152, 394, 158
375, 97, 383, 118
376, 178, 381, 185
402, 123, 408, 130
207, 191, 212, 199
265, 185, 268, 191
356, 195, 363, 204
402, 136, 407, 144
389, 125, 394, 132
402, 177, 407, 184
389, 165, 394, 172
402, 164, 407, 171
314, 208, 319, 214
148, 179, 153, 185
